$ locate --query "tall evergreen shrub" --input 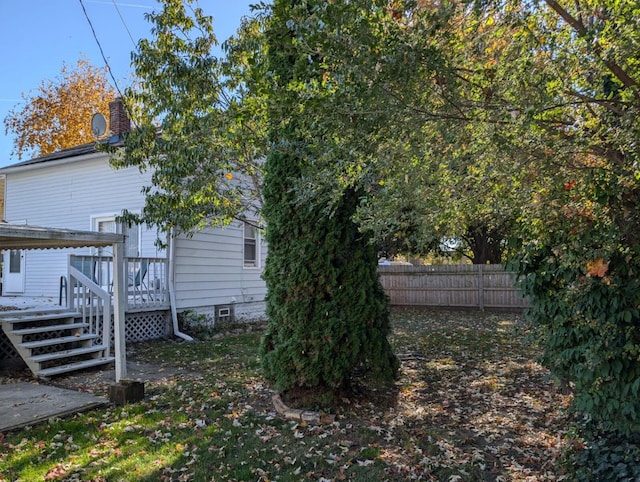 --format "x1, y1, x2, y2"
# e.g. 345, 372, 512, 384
259, 0, 399, 394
